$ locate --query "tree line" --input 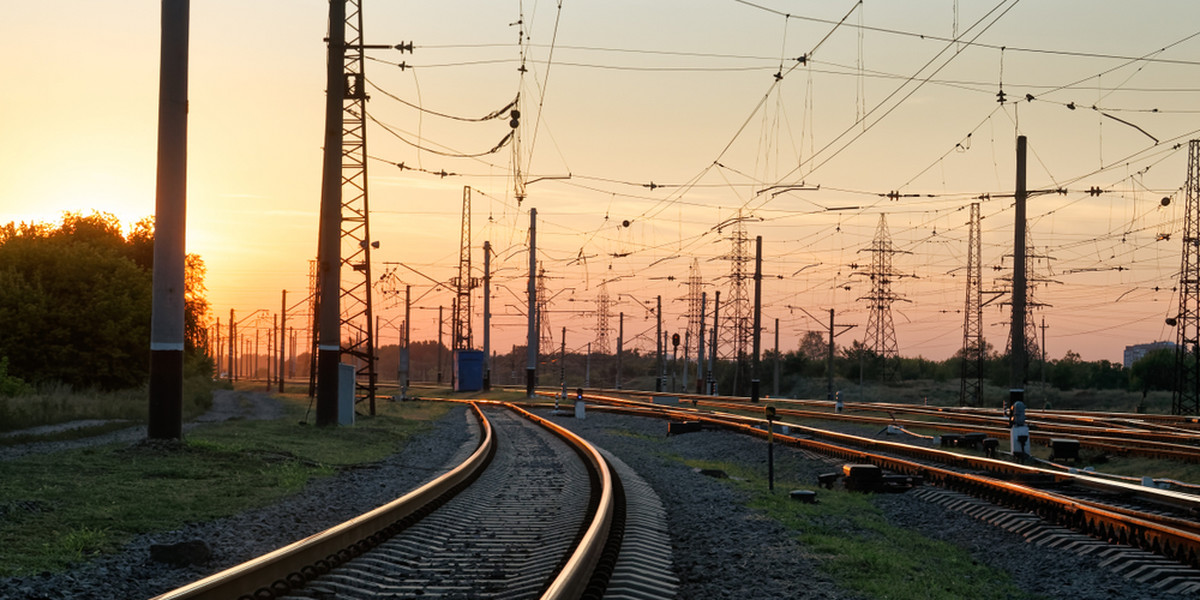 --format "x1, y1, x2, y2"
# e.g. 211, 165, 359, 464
0, 212, 212, 393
